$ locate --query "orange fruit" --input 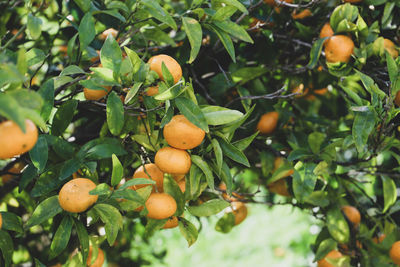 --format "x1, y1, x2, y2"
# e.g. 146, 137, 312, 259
84, 86, 111, 101
291, 9, 312, 20
145, 193, 177, 219
273, 157, 294, 177
155, 147, 192, 175
314, 88, 328, 96
390, 241, 400, 265
395, 91, 400, 106
320, 23, 334, 39
231, 201, 247, 225
341, 205, 361, 227
317, 250, 343, 267
267, 179, 291, 197
58, 178, 98, 213
100, 28, 118, 40
373, 234, 386, 244
1, 162, 25, 184
163, 115, 205, 150
178, 179, 186, 193
132, 163, 164, 192
173, 174, 185, 182
292, 84, 309, 98
256, 111, 279, 135
163, 216, 179, 229
324, 35, 354, 63
87, 247, 105, 267
383, 38, 399, 58
148, 54, 182, 84
146, 85, 159, 96
0, 120, 38, 159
